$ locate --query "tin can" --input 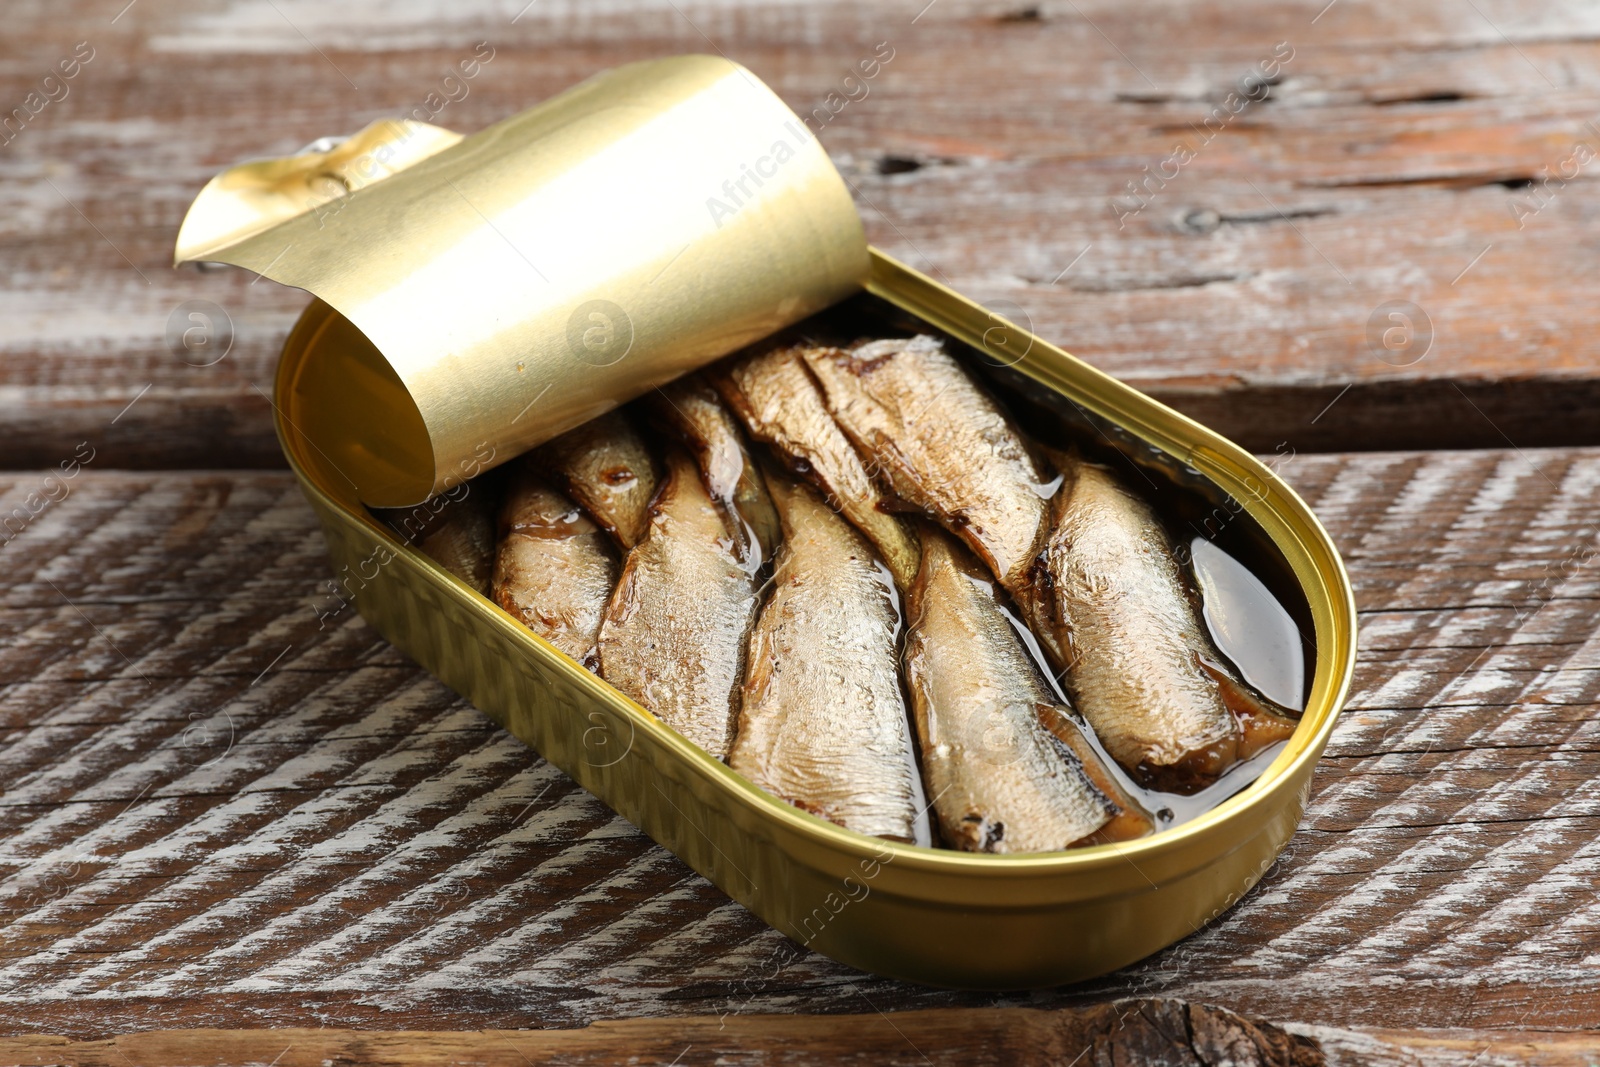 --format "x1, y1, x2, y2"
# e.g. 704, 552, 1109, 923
180, 56, 1356, 989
